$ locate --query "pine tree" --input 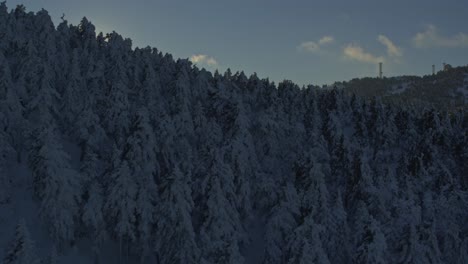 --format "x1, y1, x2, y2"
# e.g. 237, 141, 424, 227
286, 215, 330, 264
301, 161, 330, 224
104, 155, 137, 262
0, 128, 13, 204
327, 192, 351, 263
76, 17, 98, 54
413, 192, 443, 264
347, 151, 387, 220
0, 52, 26, 162
81, 145, 107, 259
227, 99, 257, 220
3, 219, 40, 264
263, 182, 299, 264
0, 2, 9, 50
82, 182, 106, 257
104, 78, 130, 145
457, 238, 468, 264
138, 56, 161, 117
33, 9, 57, 60
62, 49, 85, 129
199, 150, 244, 264
25, 64, 60, 121
354, 216, 388, 264
46, 245, 58, 264
353, 201, 388, 264
155, 166, 200, 264
103, 37, 131, 144
123, 108, 158, 258
28, 119, 81, 245
74, 97, 106, 151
